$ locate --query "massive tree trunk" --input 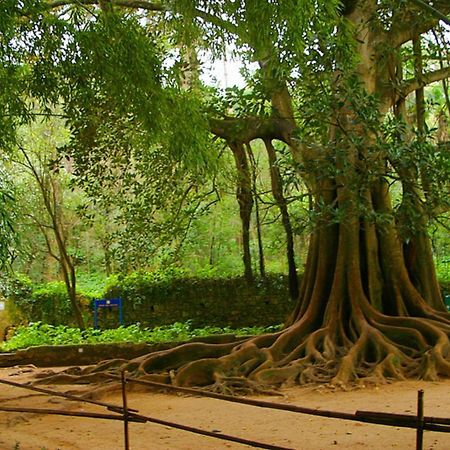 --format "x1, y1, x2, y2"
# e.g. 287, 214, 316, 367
34, 0, 450, 390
